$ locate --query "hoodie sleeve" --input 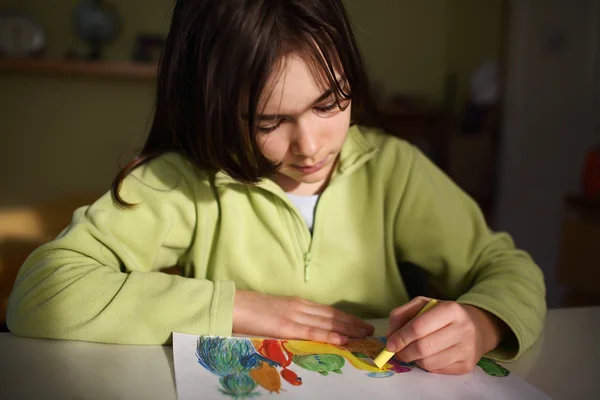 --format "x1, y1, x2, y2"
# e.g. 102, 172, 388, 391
393, 145, 546, 362
7, 154, 235, 344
